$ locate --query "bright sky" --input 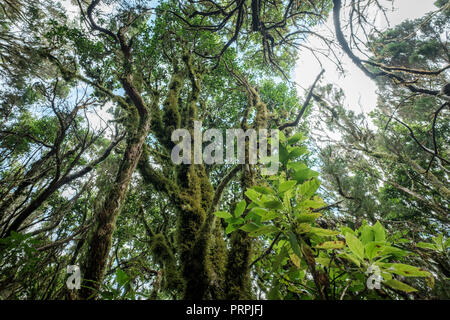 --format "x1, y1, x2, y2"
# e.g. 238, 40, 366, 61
294, 0, 439, 114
